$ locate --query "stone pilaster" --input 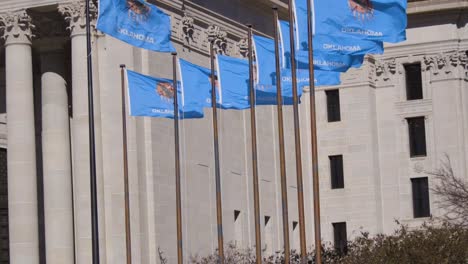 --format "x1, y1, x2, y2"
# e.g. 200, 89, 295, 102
58, 1, 106, 263
0, 9, 39, 264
